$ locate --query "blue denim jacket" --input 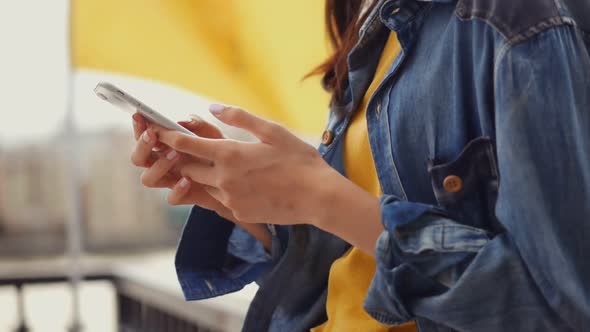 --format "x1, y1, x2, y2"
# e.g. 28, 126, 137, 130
174, 0, 590, 331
